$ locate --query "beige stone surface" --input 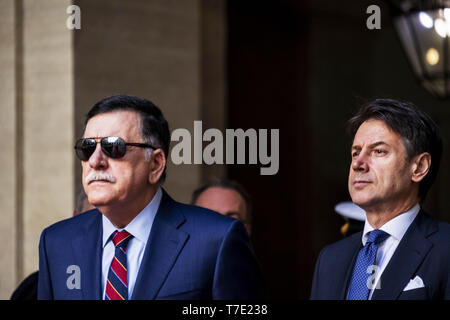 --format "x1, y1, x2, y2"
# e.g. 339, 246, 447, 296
0, 0, 226, 299
74, 0, 203, 203
0, 0, 17, 300
22, 0, 74, 278
200, 0, 227, 183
